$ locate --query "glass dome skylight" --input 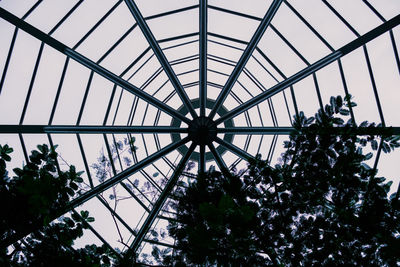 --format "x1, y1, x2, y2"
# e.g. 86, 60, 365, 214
0, 0, 399, 261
